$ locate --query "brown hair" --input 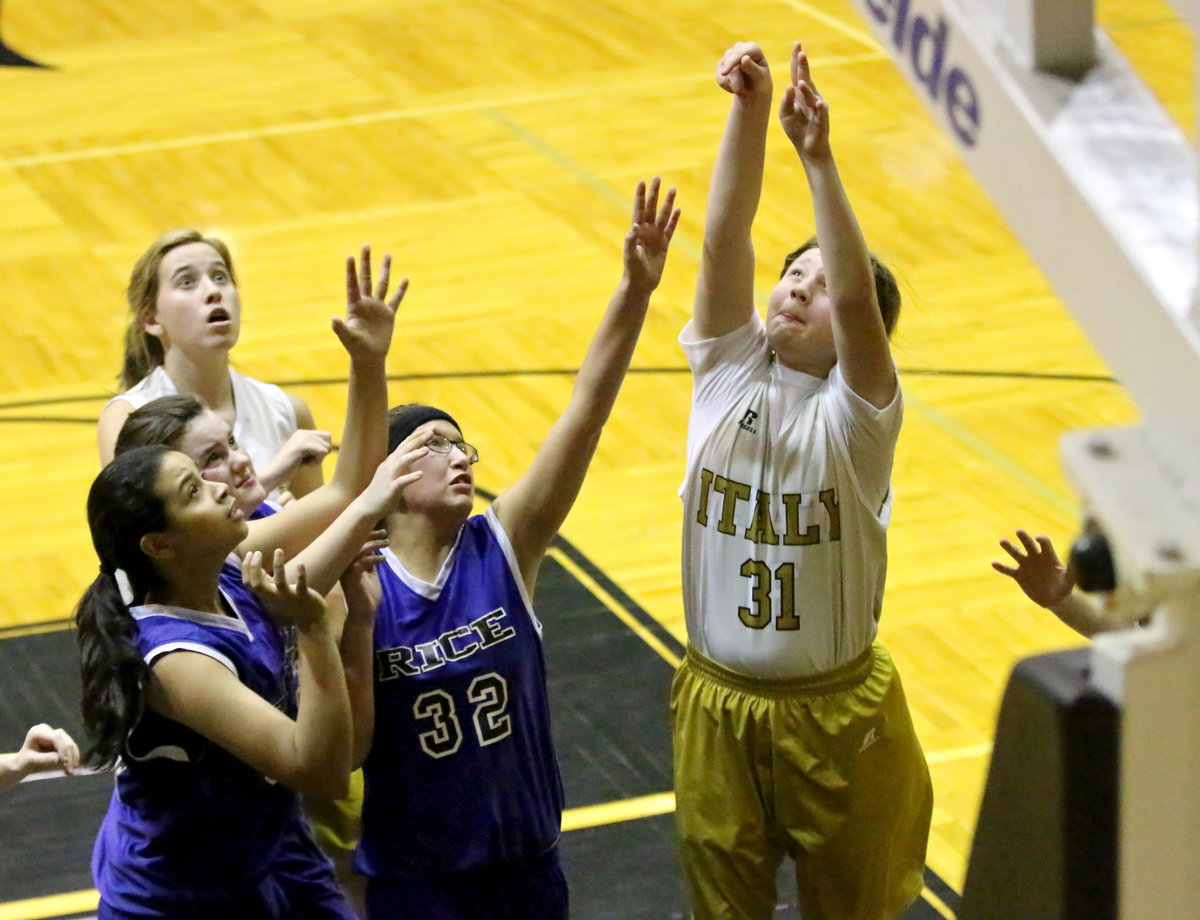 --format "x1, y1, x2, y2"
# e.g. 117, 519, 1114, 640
114, 395, 206, 457
118, 230, 238, 390
780, 238, 900, 338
